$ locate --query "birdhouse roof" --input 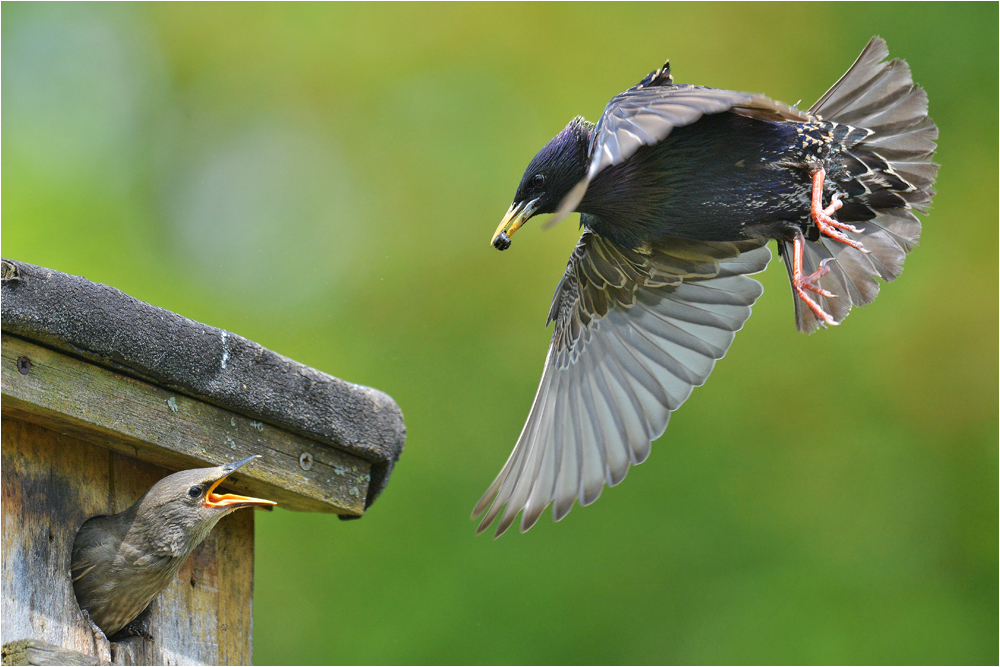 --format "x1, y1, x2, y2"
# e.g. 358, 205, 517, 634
1, 258, 404, 513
